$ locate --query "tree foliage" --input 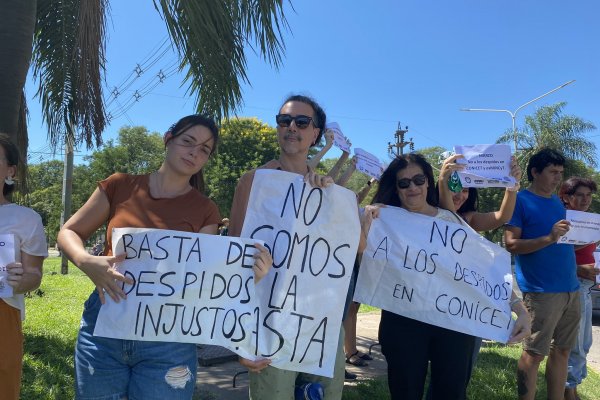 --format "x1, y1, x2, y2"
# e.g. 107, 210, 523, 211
204, 118, 279, 216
